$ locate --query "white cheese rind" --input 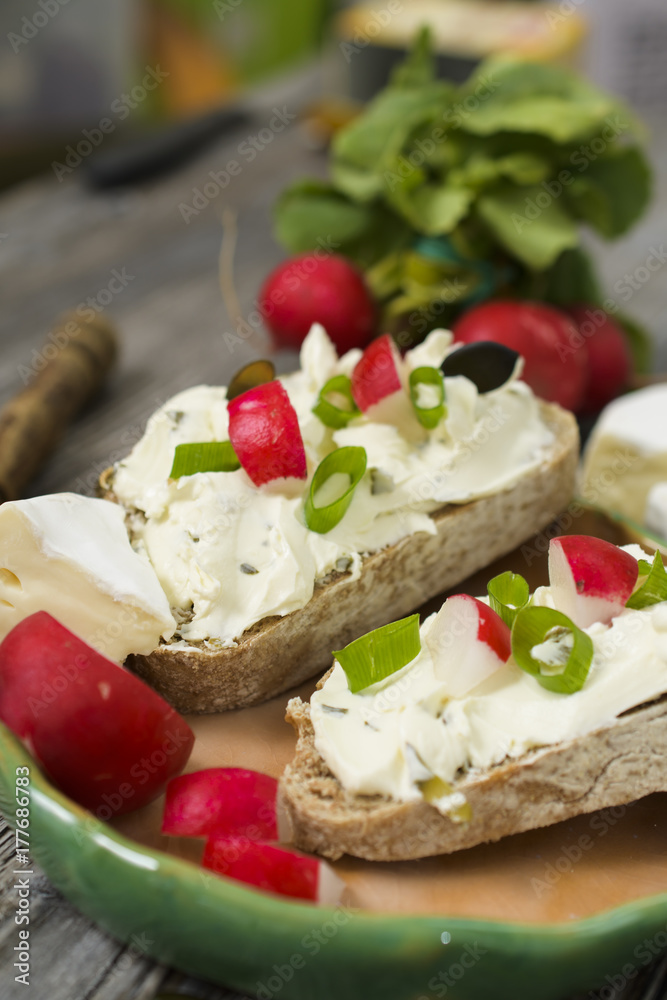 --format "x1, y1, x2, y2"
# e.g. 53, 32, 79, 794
0, 494, 175, 662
